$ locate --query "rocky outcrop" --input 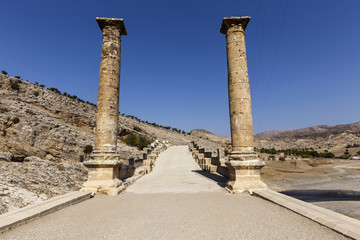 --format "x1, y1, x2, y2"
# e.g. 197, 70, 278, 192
0, 152, 13, 162
0, 157, 88, 214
